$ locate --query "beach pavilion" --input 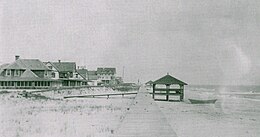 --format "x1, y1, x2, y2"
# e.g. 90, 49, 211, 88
152, 74, 187, 101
